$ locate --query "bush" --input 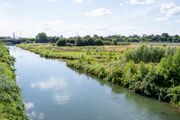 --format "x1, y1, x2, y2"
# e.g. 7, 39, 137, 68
157, 49, 180, 87
169, 86, 180, 106
108, 67, 123, 85
122, 61, 137, 87
98, 67, 106, 79
124, 45, 165, 63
